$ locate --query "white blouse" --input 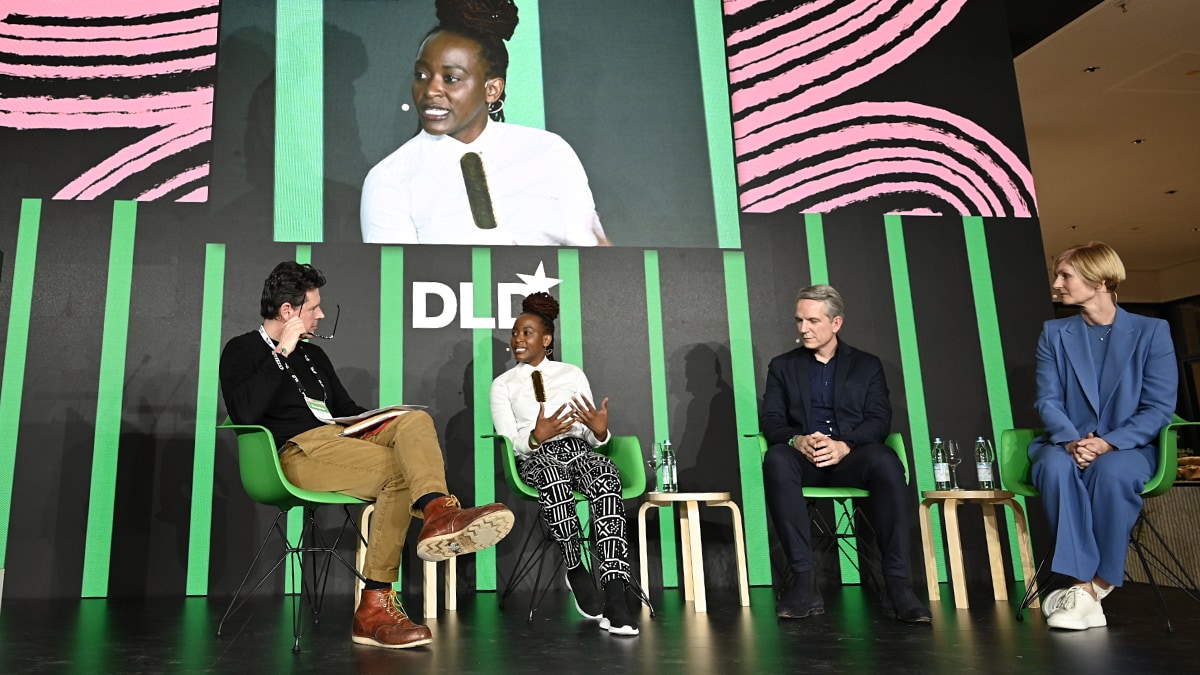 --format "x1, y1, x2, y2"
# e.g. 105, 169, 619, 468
361, 121, 603, 246
490, 359, 610, 459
